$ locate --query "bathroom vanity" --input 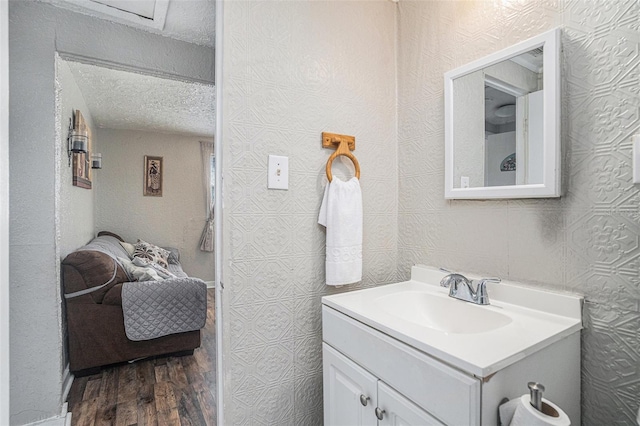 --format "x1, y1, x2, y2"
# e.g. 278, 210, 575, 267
321, 265, 582, 425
